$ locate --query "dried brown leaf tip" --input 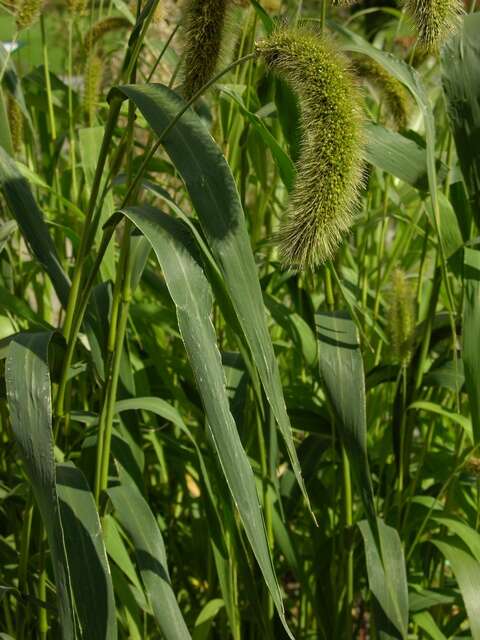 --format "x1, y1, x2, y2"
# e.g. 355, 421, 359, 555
256, 28, 365, 270
404, 0, 464, 53
181, 0, 234, 100
387, 268, 416, 366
